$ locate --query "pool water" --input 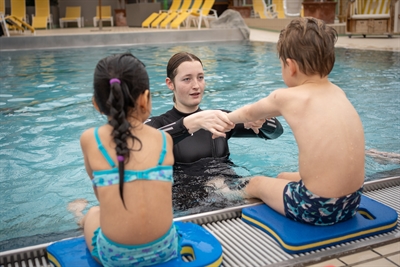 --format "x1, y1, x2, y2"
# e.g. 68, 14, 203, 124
0, 41, 399, 251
